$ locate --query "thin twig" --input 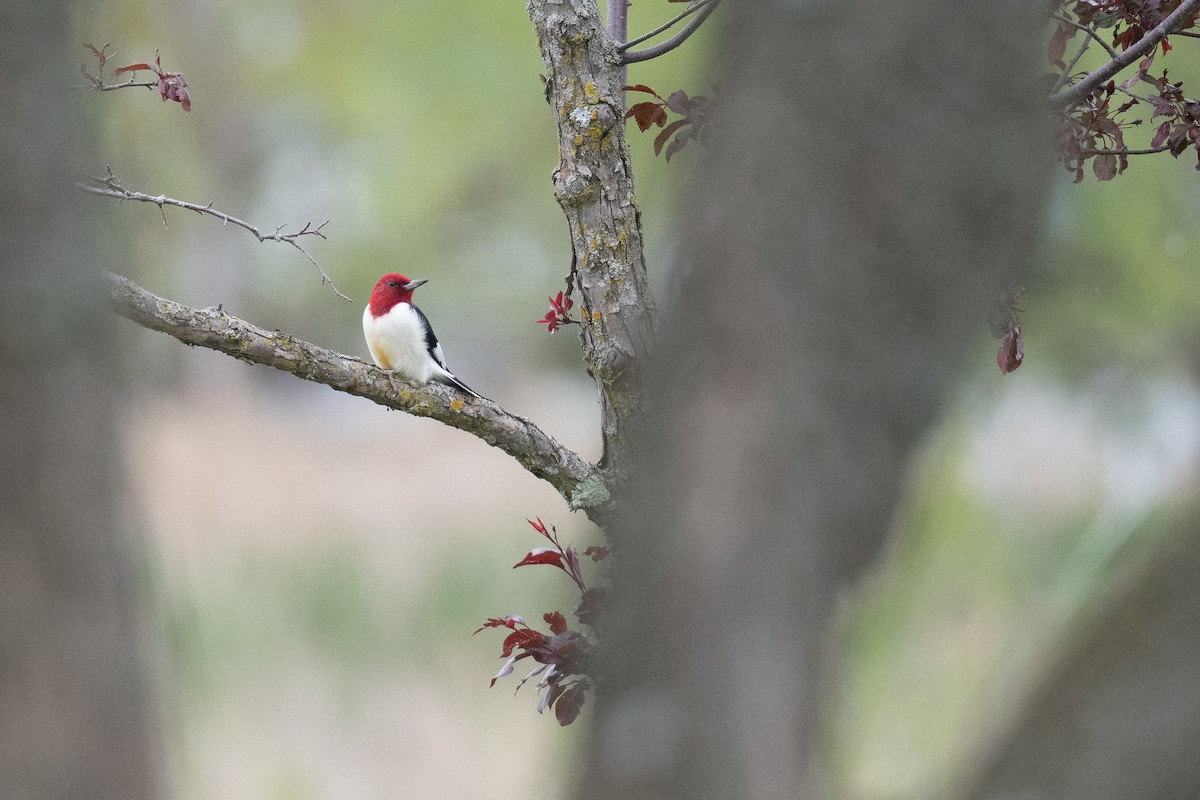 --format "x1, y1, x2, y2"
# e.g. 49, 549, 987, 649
619, 0, 715, 52
622, 0, 721, 64
1053, 36, 1093, 94
1051, 12, 1121, 60
79, 169, 349, 301
1084, 145, 1173, 155
1050, 0, 1200, 110
105, 271, 611, 523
